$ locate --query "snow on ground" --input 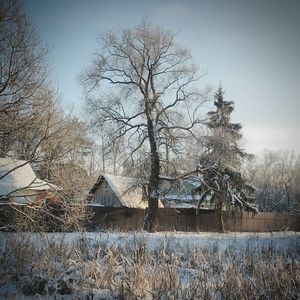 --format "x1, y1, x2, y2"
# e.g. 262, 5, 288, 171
0, 231, 299, 299
1, 231, 299, 253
